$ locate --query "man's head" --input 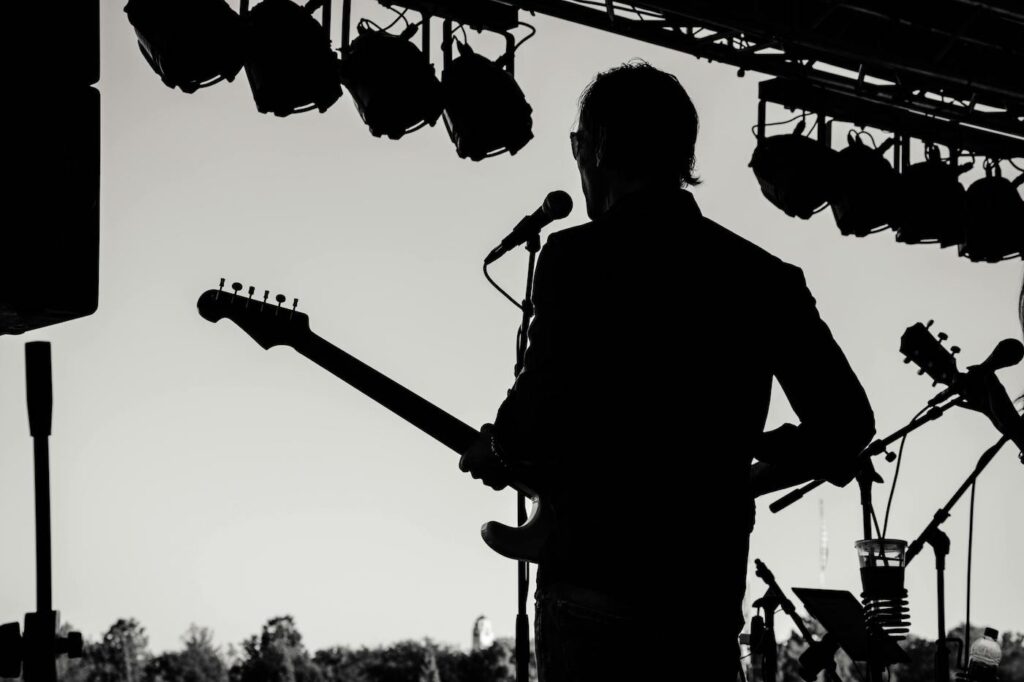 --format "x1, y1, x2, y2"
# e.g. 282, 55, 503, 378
572, 61, 700, 218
